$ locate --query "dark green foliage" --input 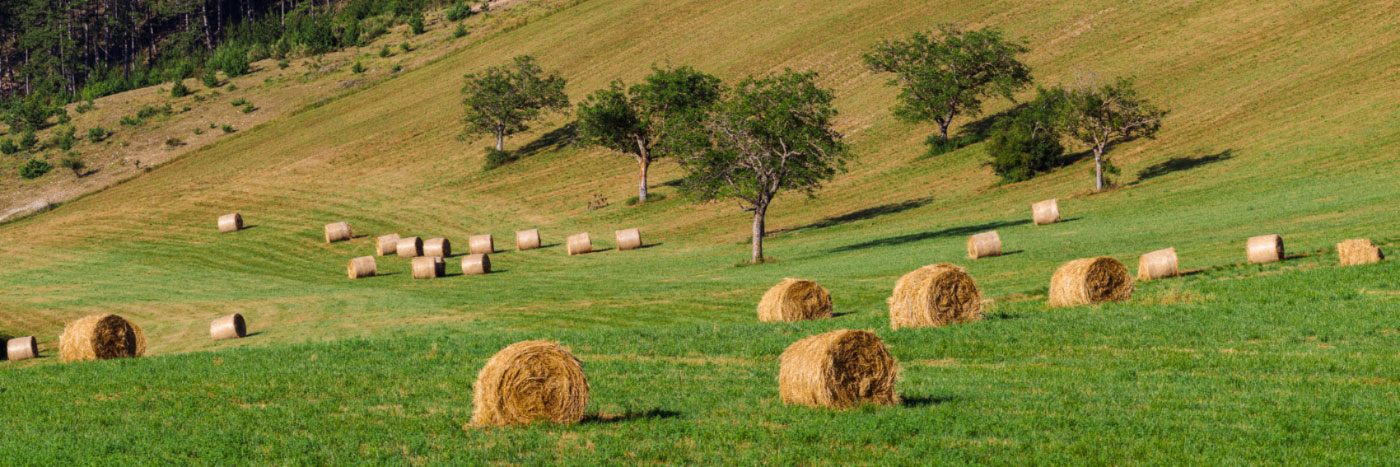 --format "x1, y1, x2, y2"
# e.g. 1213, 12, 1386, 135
18, 130, 37, 150
400, 42, 414, 53
0, 138, 16, 154
277, 59, 291, 70
87, 127, 110, 143
409, 12, 426, 35
209, 44, 251, 78
241, 103, 258, 114
3, 98, 62, 131
222, 125, 236, 134
461, 55, 570, 153
446, 2, 476, 21
74, 101, 96, 113
19, 158, 52, 179
137, 104, 173, 119
165, 137, 186, 147
985, 93, 1066, 183
55, 125, 76, 150
171, 81, 192, 98
379, 45, 392, 58
201, 68, 221, 88
231, 98, 249, 106
119, 115, 143, 127
482, 146, 516, 170
352, 61, 366, 74
454, 24, 469, 39
1049, 76, 1168, 191
58, 155, 85, 176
